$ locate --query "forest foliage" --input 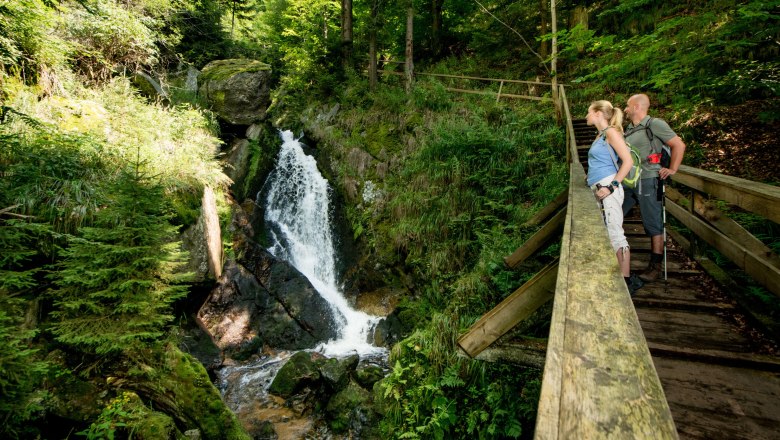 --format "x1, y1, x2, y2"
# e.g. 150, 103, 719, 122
1, 0, 778, 438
